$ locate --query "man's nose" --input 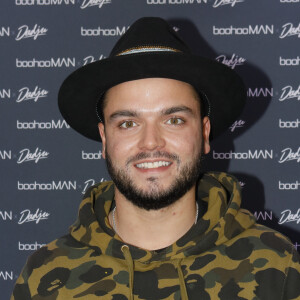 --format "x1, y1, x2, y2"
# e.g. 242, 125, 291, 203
137, 123, 166, 151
